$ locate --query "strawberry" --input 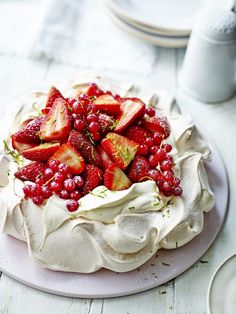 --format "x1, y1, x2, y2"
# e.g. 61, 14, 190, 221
98, 113, 114, 135
11, 135, 36, 153
128, 156, 151, 183
93, 94, 121, 115
96, 145, 113, 168
21, 142, 60, 162
142, 116, 170, 139
50, 143, 85, 174
14, 162, 47, 182
104, 164, 131, 191
68, 131, 103, 168
83, 164, 103, 194
124, 125, 152, 145
39, 98, 71, 141
12, 116, 44, 144
45, 86, 65, 108
101, 133, 138, 170
114, 98, 145, 133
